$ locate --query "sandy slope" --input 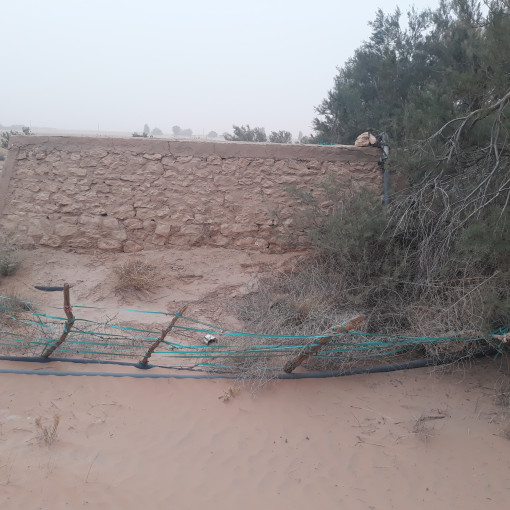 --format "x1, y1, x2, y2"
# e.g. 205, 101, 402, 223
0, 358, 509, 510
2, 246, 303, 329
